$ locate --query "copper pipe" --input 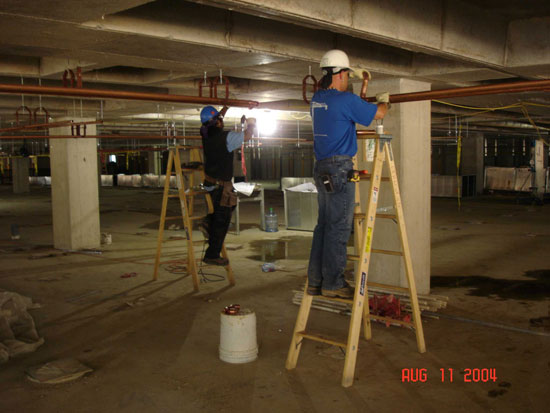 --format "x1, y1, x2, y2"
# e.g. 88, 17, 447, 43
364, 79, 550, 103
0, 84, 259, 108
0, 120, 102, 134
0, 134, 202, 140
356, 130, 377, 136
